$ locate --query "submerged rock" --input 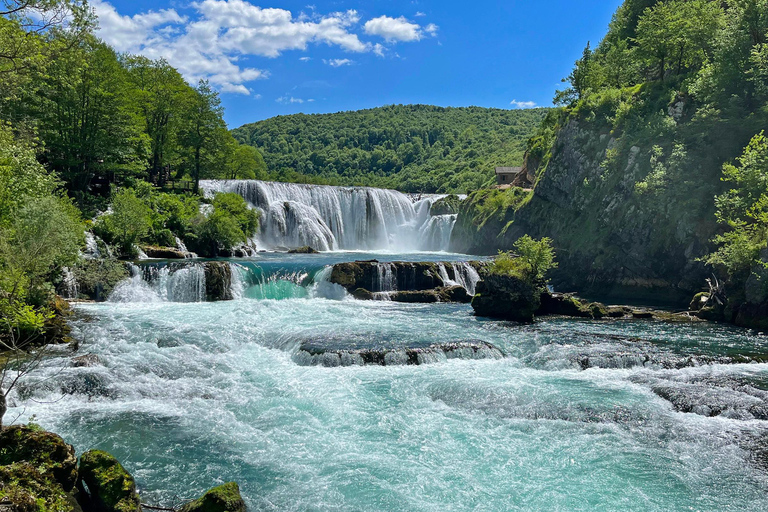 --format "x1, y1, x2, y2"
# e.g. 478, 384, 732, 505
294, 340, 503, 367
71, 354, 101, 368
649, 377, 768, 420
77, 450, 140, 512
471, 274, 541, 323
179, 482, 246, 512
